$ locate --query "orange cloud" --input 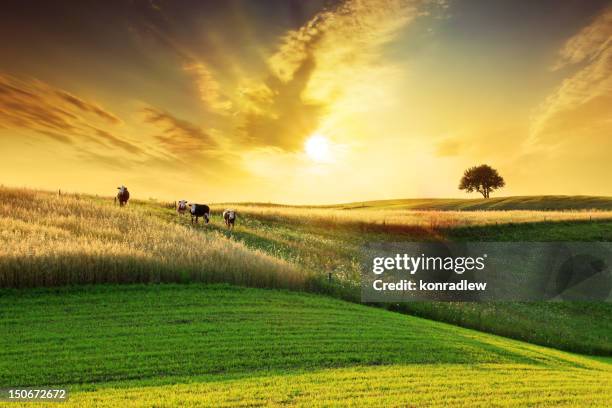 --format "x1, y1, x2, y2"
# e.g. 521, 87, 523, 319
141, 106, 218, 159
54, 90, 122, 124
127, 16, 233, 116
236, 0, 428, 151
0, 73, 142, 155
553, 7, 612, 69
532, 6, 612, 145
183, 62, 233, 113
267, 0, 423, 91
125, 0, 433, 154
238, 56, 324, 151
